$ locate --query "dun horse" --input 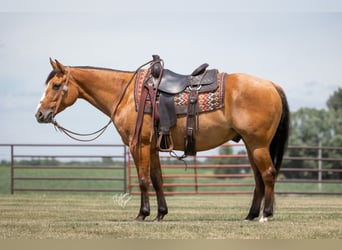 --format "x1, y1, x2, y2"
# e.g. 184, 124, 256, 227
35, 58, 289, 222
